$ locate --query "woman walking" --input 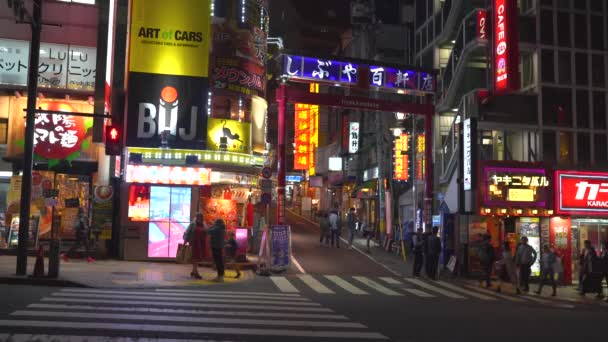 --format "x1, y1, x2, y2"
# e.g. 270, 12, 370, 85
184, 212, 206, 279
